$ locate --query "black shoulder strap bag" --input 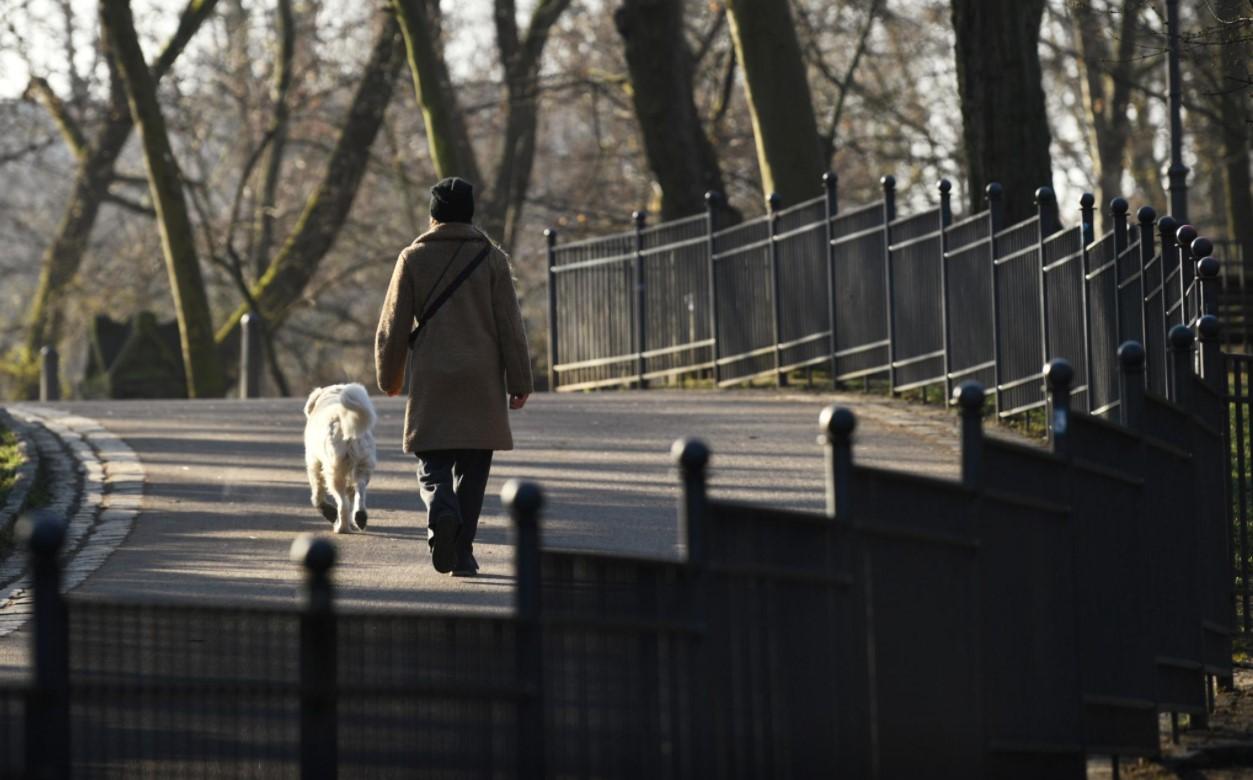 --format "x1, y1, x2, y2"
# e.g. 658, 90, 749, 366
408, 239, 492, 349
